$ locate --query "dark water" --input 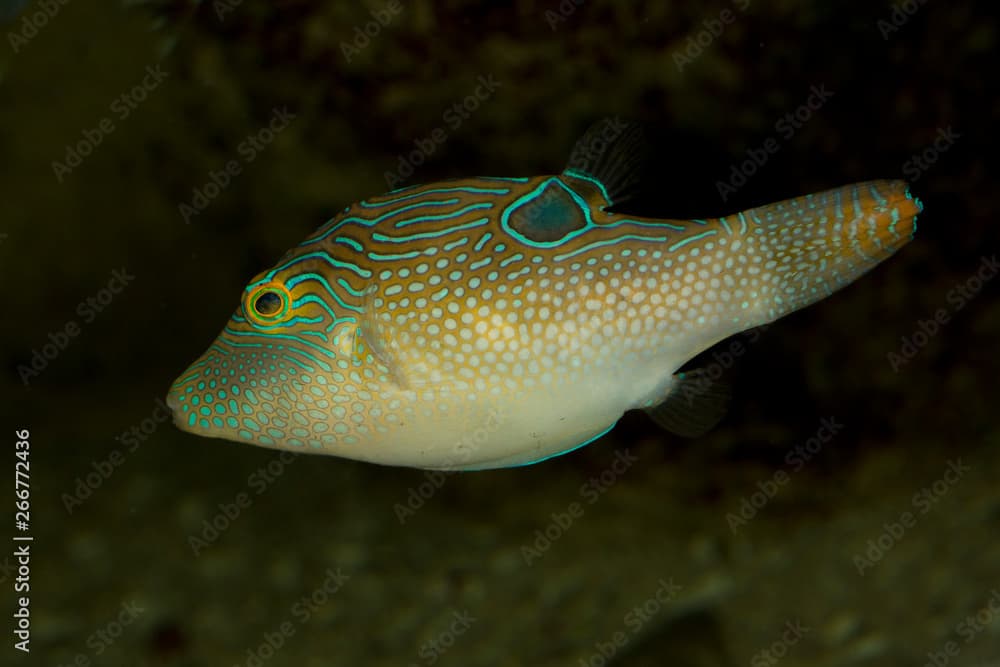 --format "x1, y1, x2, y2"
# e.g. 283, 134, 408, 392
2, 1, 998, 665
